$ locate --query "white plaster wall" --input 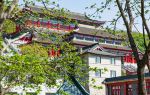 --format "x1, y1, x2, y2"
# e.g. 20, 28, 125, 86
101, 56, 111, 65
87, 54, 122, 95
89, 56, 96, 64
